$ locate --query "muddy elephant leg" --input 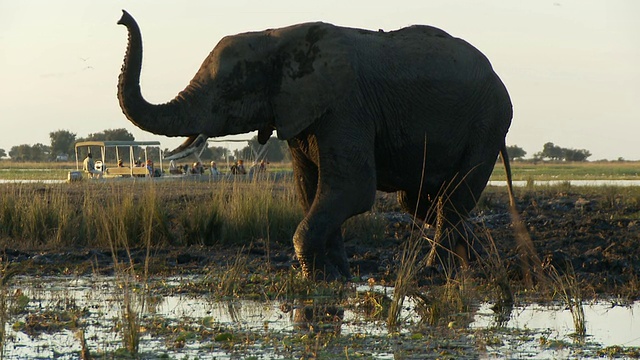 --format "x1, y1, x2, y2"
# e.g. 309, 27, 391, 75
398, 188, 475, 272
294, 183, 376, 280
403, 160, 495, 271
326, 228, 350, 277
425, 218, 475, 271
290, 138, 376, 281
